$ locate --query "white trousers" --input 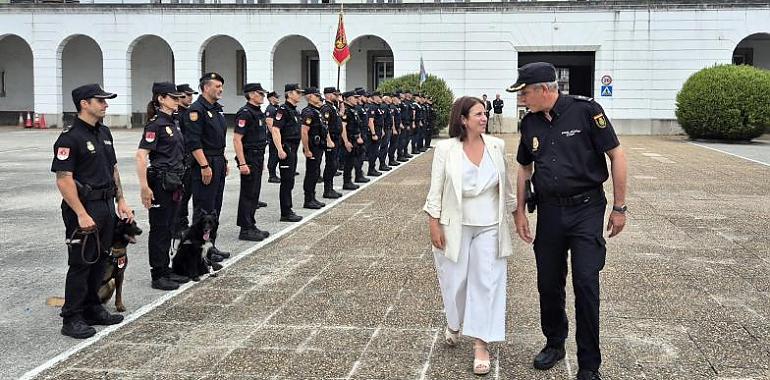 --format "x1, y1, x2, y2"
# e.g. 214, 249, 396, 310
434, 224, 508, 343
